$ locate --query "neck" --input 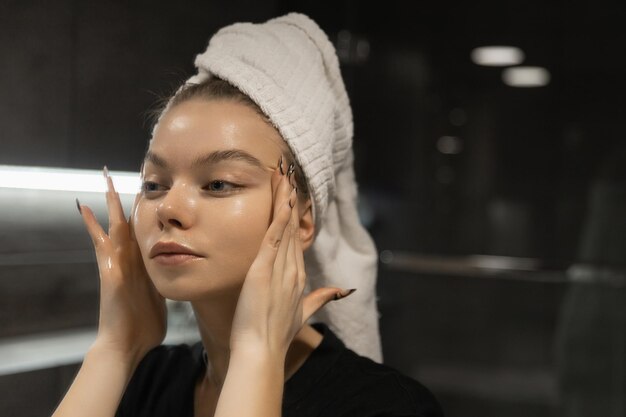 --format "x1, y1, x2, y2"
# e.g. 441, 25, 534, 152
190, 292, 238, 388
190, 291, 323, 390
